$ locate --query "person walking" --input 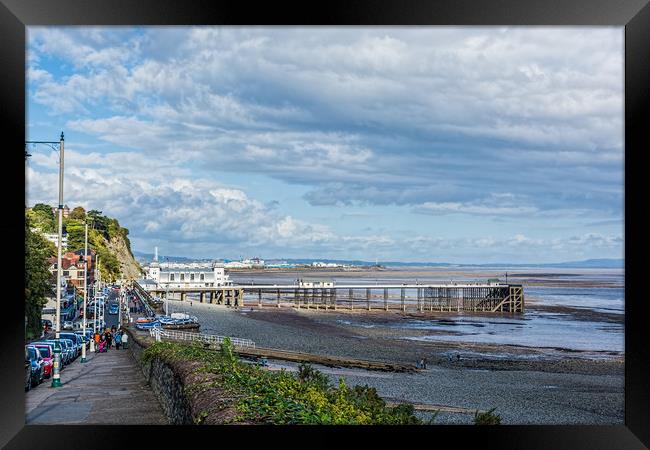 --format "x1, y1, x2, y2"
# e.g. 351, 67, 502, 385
115, 331, 122, 350
121, 331, 129, 349
94, 331, 101, 353
105, 330, 113, 349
